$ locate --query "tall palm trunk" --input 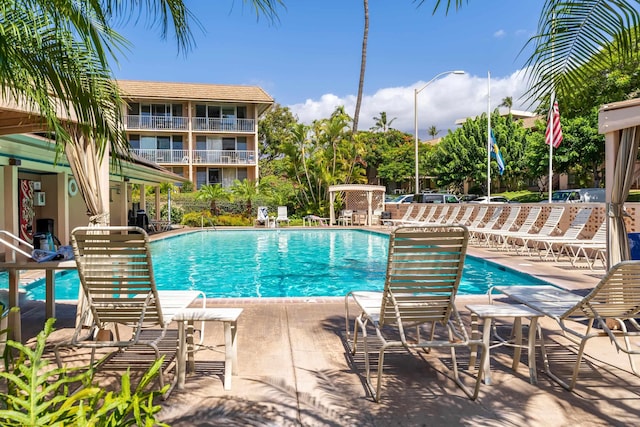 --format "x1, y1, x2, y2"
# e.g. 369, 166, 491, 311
352, 0, 368, 132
